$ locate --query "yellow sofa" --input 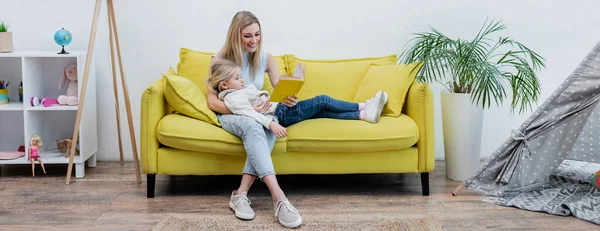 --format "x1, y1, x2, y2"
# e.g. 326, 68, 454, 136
140, 49, 435, 198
